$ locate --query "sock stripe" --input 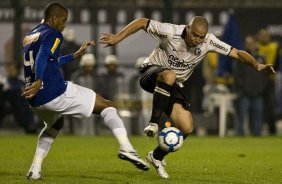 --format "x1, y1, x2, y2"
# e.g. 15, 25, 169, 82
154, 87, 170, 97
154, 89, 170, 97
155, 86, 169, 94
141, 69, 153, 82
